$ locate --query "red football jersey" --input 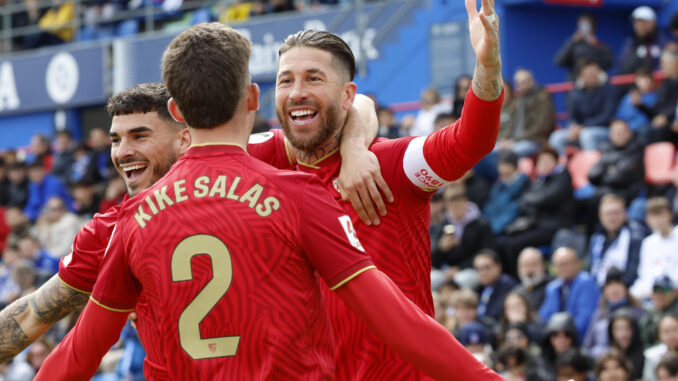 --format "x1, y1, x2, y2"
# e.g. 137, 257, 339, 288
91, 144, 373, 380
248, 89, 503, 380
